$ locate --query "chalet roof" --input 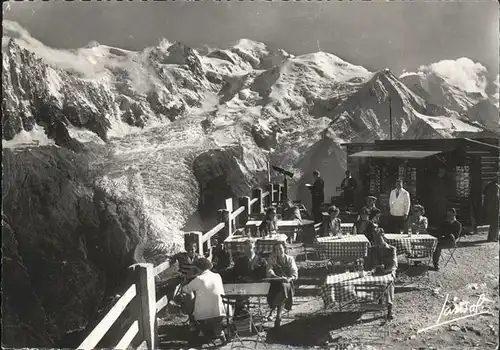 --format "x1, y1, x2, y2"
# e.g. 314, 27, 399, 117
349, 150, 443, 159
